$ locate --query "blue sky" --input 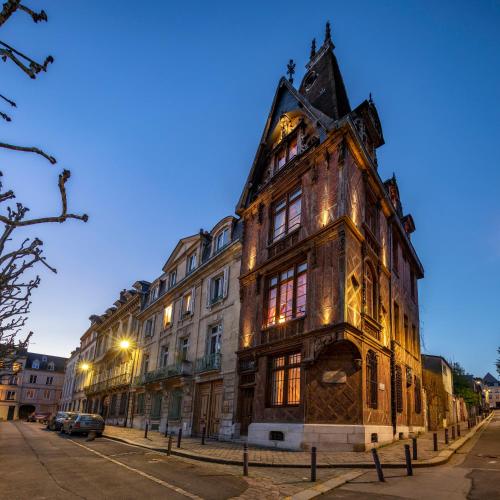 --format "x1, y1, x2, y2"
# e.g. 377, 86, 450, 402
2, 0, 499, 376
